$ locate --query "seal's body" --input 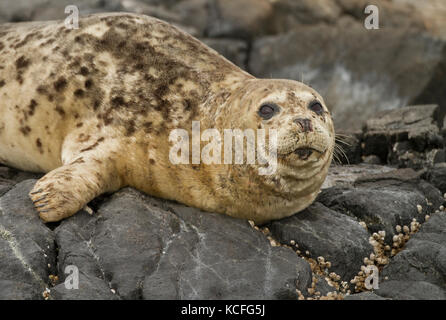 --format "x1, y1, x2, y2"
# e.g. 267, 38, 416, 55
0, 13, 334, 223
